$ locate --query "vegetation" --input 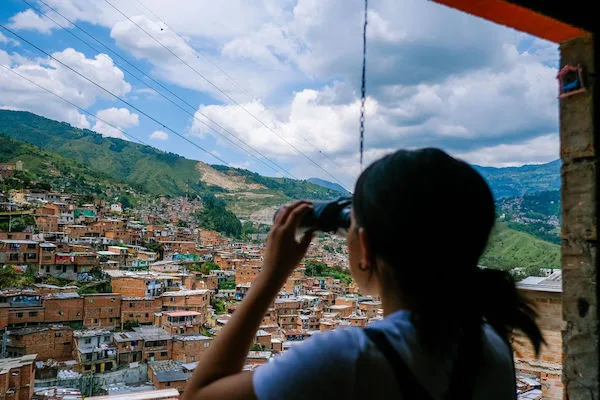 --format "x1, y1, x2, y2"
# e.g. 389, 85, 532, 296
219, 281, 236, 290
250, 344, 264, 351
210, 297, 227, 315
474, 161, 561, 199
304, 260, 353, 284
195, 193, 242, 238
0, 265, 35, 289
0, 214, 35, 232
188, 261, 221, 275
480, 222, 561, 275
